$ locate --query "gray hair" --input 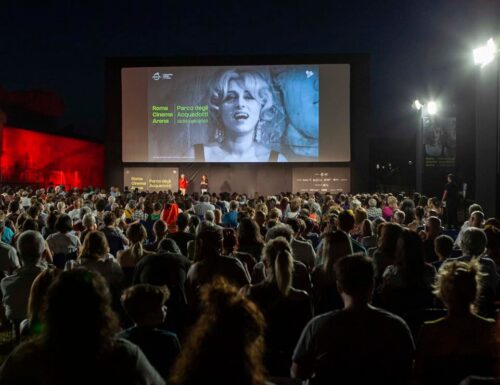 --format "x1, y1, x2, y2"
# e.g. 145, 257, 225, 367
17, 230, 45, 265
204, 210, 215, 222
82, 213, 96, 228
461, 227, 487, 257
265, 223, 293, 243
196, 220, 216, 236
